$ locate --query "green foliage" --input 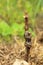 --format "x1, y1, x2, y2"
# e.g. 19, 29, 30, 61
0, 19, 25, 37
0, 20, 11, 36
0, 19, 35, 37
0, 0, 43, 38
10, 23, 25, 37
